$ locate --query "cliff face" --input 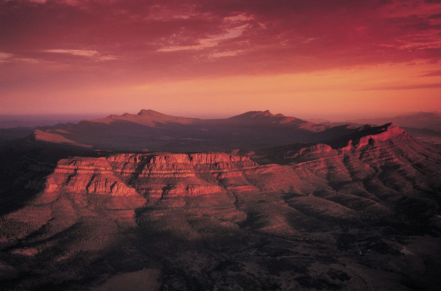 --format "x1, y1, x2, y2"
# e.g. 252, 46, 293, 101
8, 124, 440, 230
106, 152, 257, 199
0, 152, 258, 242
41, 157, 140, 201
2, 124, 441, 290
